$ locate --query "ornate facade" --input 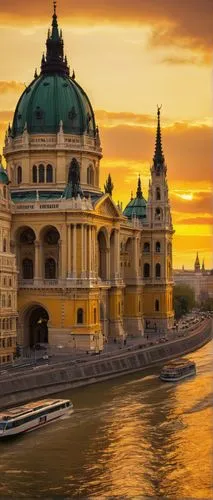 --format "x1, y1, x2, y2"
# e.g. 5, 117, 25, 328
0, 6, 174, 360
